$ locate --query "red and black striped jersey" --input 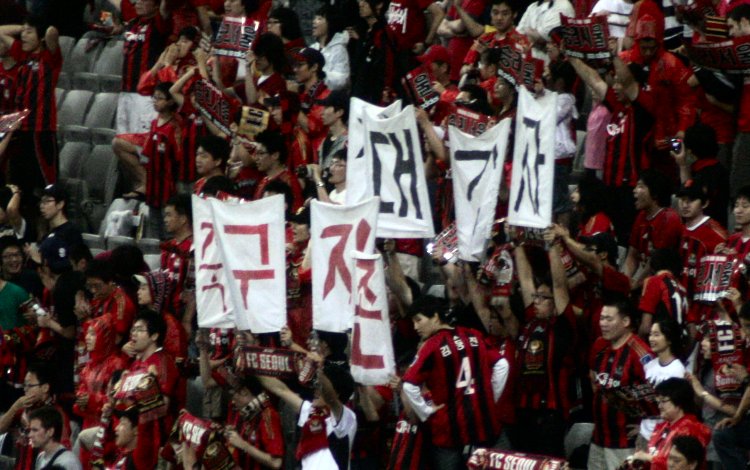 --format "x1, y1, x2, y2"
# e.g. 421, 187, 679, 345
387, 415, 429, 470
403, 327, 500, 448
727, 232, 750, 269
679, 216, 727, 299
629, 208, 684, 262
639, 271, 689, 326
0, 61, 19, 114
178, 112, 209, 183
10, 41, 61, 131
144, 115, 183, 208
602, 87, 654, 188
122, 13, 170, 92
590, 335, 653, 449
